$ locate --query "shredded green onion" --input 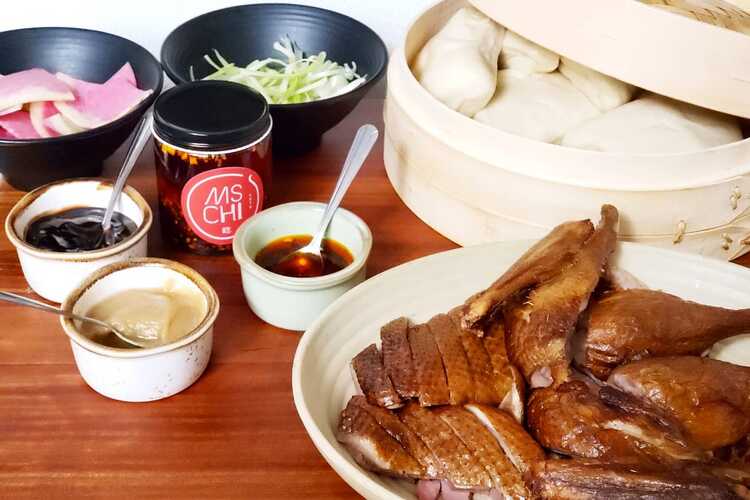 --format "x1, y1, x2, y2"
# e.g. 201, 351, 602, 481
194, 37, 366, 104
